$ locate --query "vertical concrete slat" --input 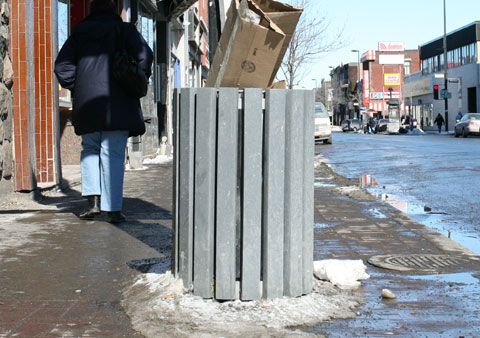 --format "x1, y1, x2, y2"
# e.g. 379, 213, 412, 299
262, 89, 286, 299
302, 90, 315, 294
193, 88, 217, 298
172, 88, 180, 276
177, 88, 196, 288
215, 88, 238, 300
283, 90, 305, 297
241, 88, 263, 300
